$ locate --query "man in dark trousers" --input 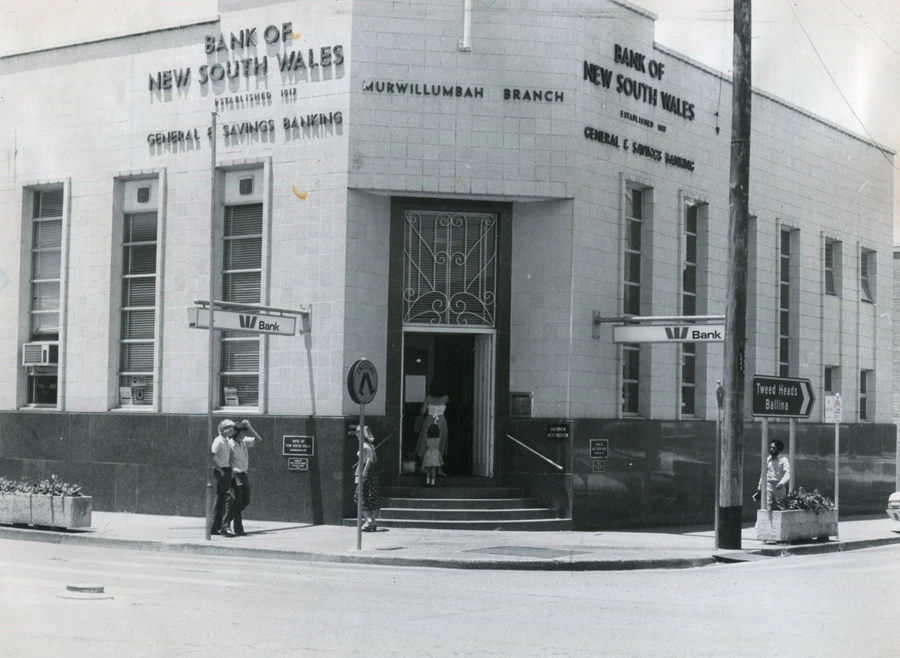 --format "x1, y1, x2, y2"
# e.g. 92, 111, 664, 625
210, 419, 237, 536
227, 420, 265, 536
